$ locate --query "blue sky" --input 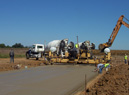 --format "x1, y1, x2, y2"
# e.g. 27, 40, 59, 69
0, 0, 129, 50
